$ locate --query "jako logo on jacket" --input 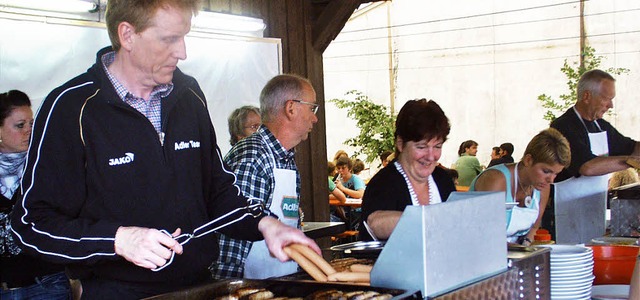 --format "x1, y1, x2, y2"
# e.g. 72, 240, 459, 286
109, 152, 134, 166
